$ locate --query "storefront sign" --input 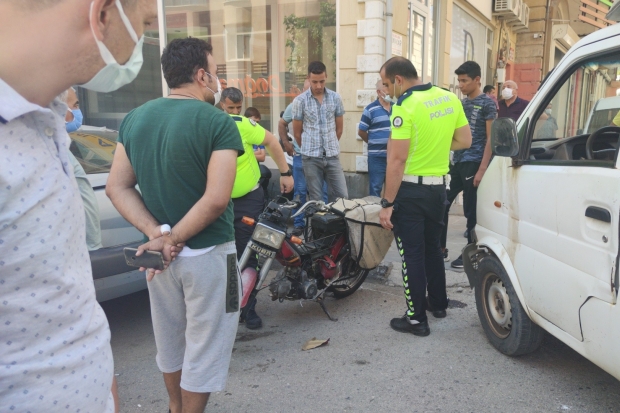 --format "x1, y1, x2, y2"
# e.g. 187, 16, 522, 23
392, 32, 403, 56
